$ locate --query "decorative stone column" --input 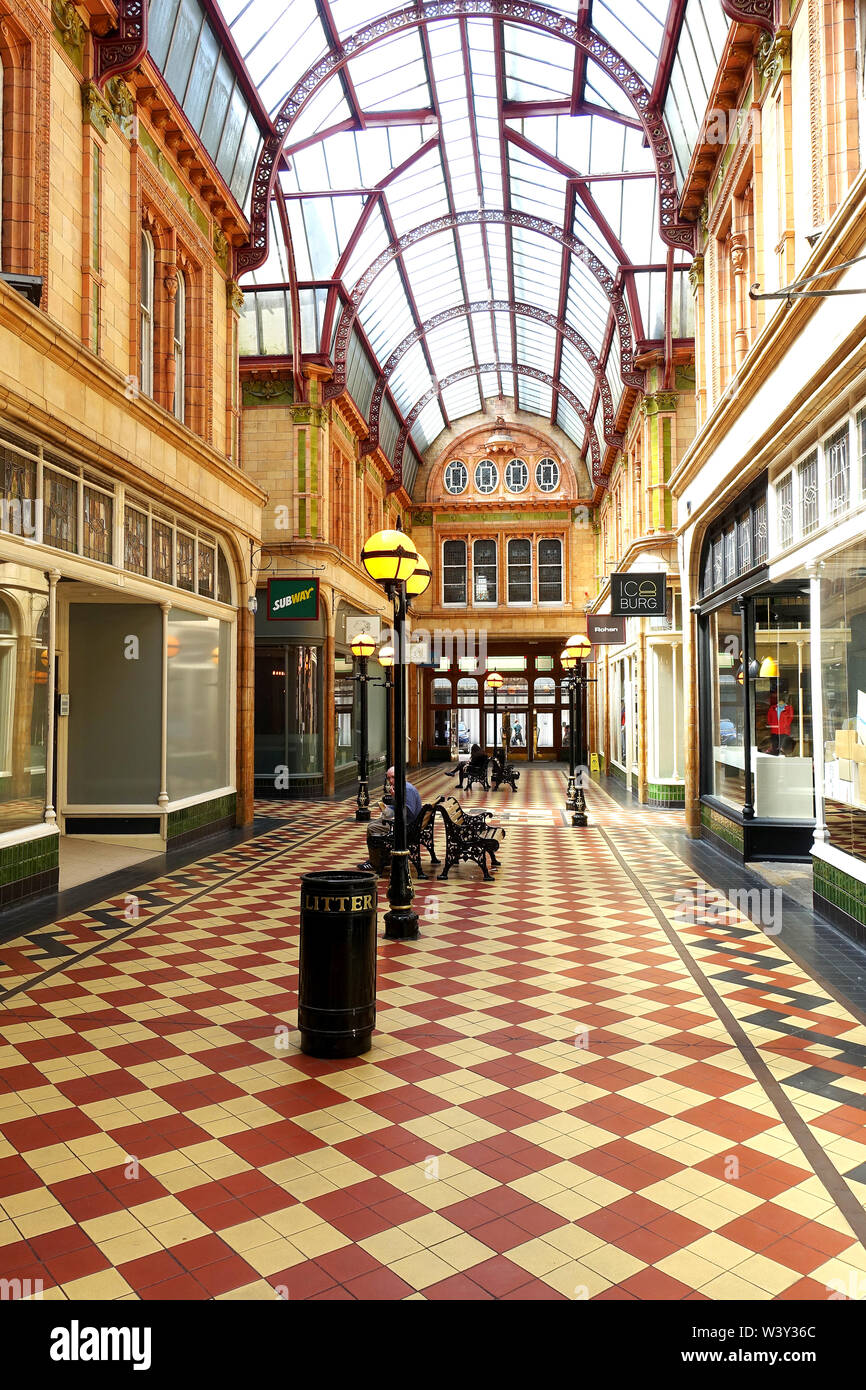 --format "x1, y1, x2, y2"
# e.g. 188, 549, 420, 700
688, 255, 706, 429
640, 391, 679, 534
44, 569, 60, 826
807, 560, 827, 845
